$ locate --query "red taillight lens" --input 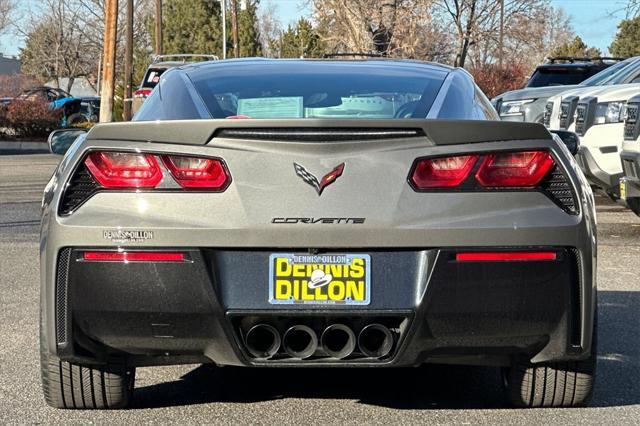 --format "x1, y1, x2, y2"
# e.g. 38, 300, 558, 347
83, 251, 185, 262
456, 251, 557, 262
475, 151, 554, 187
85, 152, 162, 188
411, 155, 478, 189
162, 155, 229, 190
134, 88, 152, 98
